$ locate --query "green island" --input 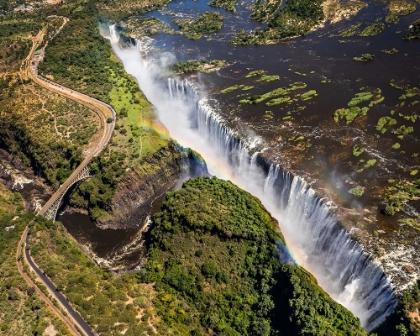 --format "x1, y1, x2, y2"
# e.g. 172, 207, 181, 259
125, 17, 173, 36
353, 53, 375, 62
230, 0, 325, 44
173, 12, 224, 40
169, 59, 227, 74
208, 0, 237, 12
404, 18, 420, 40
